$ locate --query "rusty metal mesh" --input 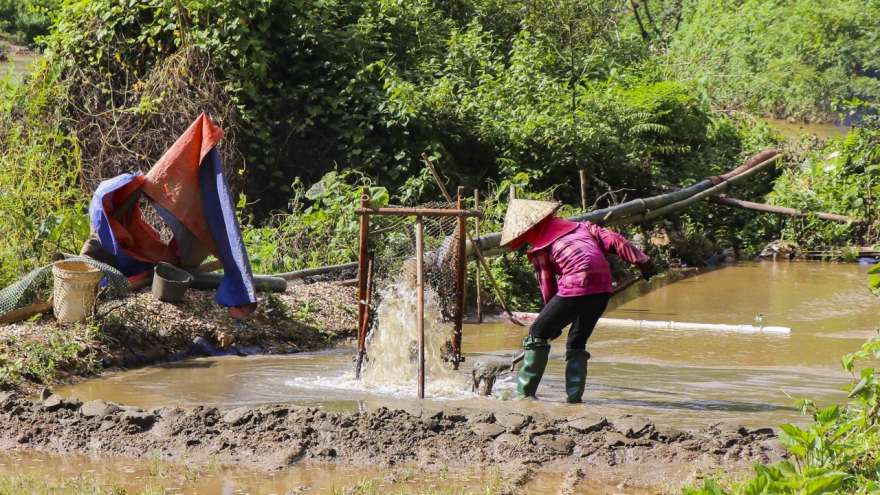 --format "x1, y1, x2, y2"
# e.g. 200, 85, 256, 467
365, 201, 463, 329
